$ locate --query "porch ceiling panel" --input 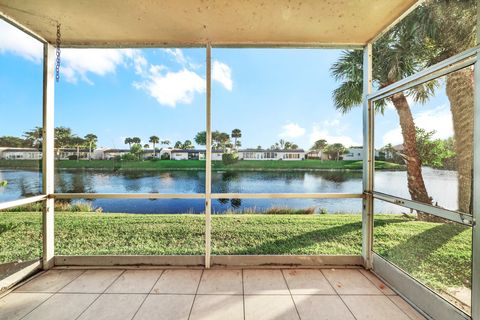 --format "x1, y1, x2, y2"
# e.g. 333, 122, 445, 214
0, 0, 417, 47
